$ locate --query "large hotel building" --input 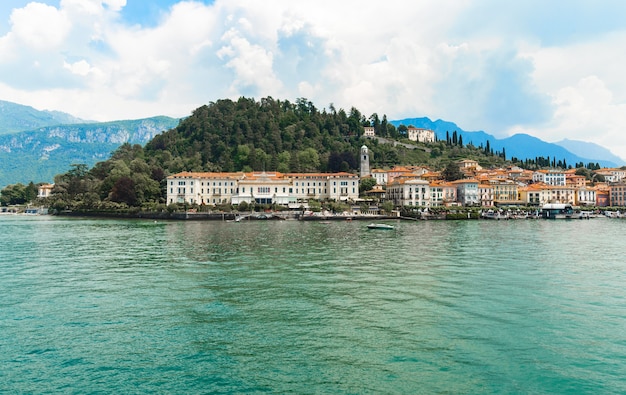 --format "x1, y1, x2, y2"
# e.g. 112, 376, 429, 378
167, 171, 360, 206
